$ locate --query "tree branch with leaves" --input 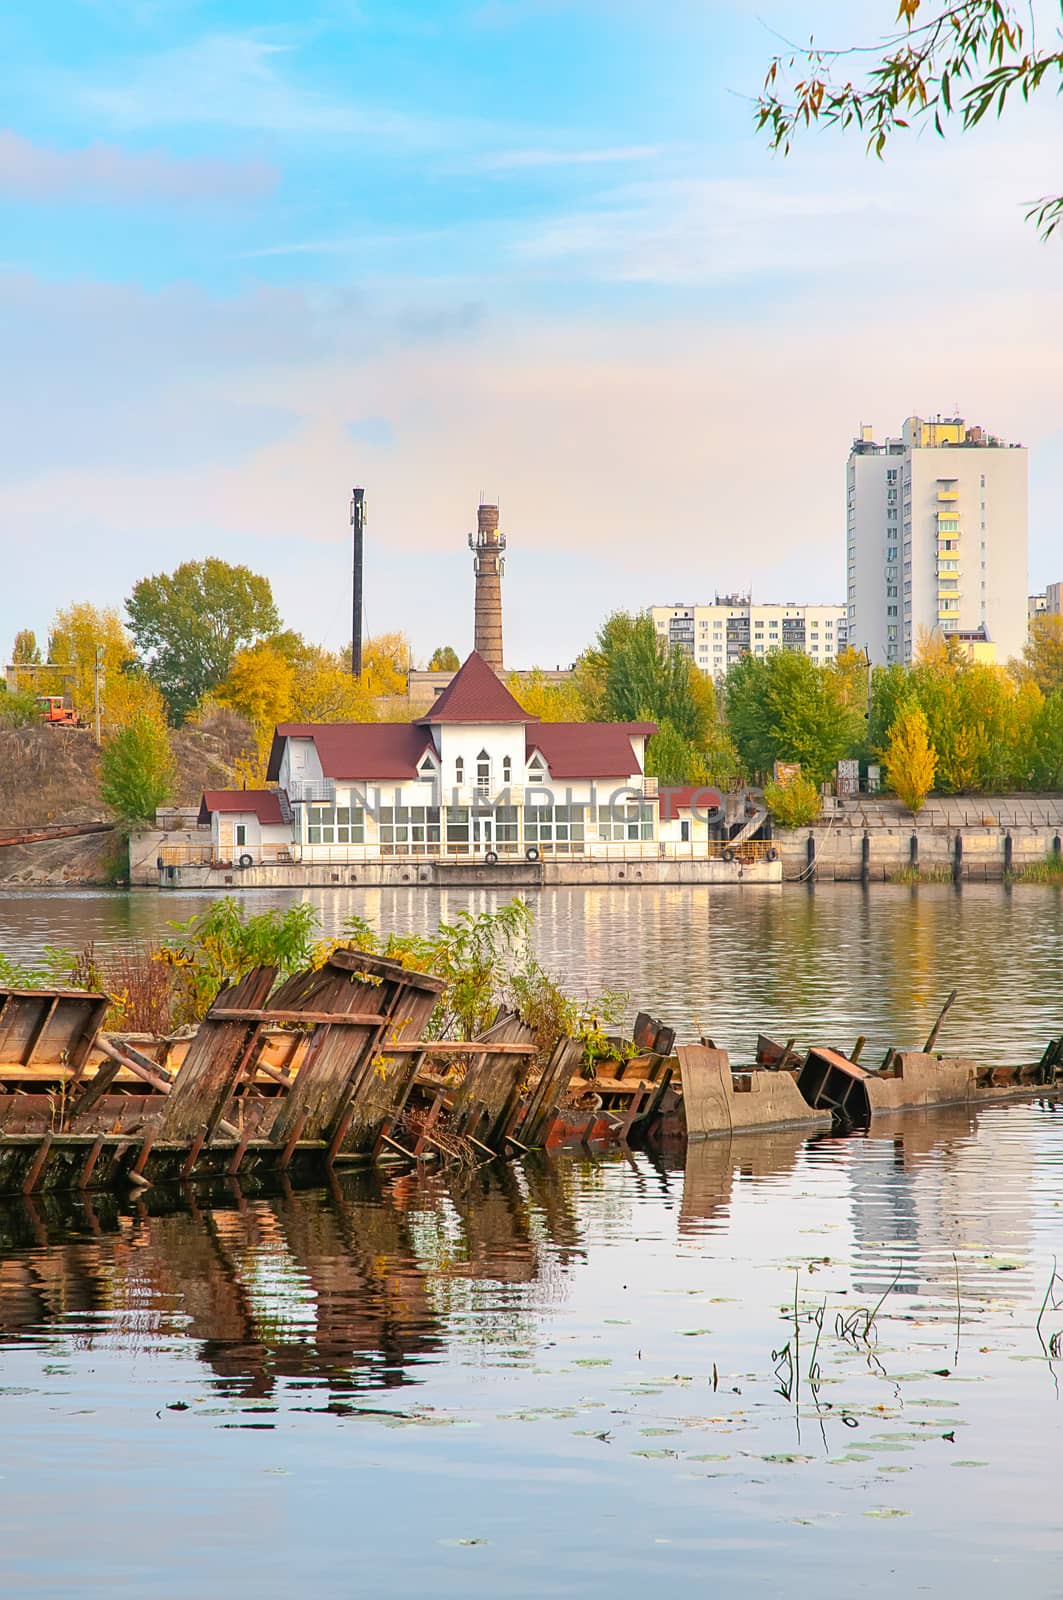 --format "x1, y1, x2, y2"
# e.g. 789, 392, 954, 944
756, 1, 1063, 237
